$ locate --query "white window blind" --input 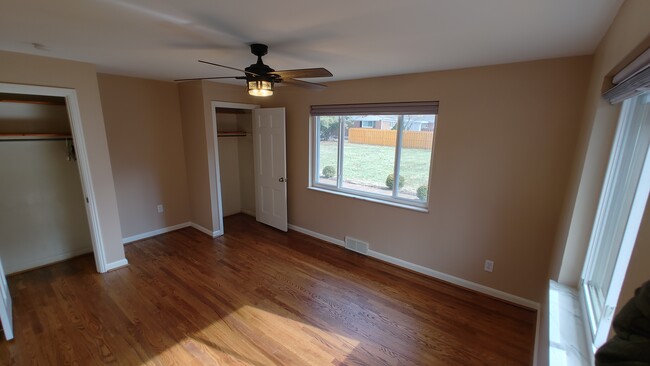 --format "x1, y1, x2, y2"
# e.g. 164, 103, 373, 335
603, 48, 650, 104
310, 101, 439, 116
